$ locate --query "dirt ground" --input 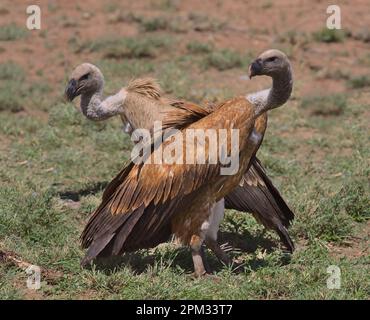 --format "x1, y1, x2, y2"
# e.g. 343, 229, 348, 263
1, 0, 370, 98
